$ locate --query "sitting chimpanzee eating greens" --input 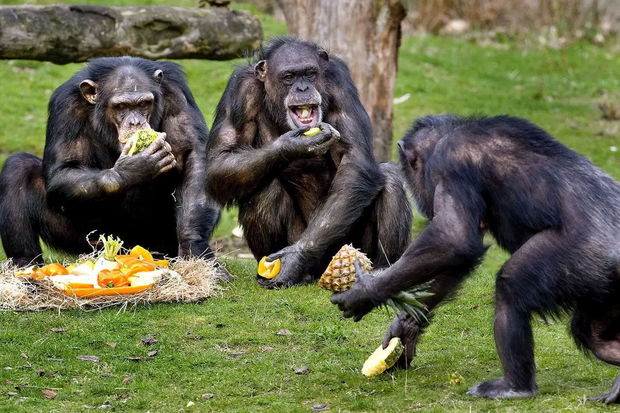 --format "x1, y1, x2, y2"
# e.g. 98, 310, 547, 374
205, 36, 412, 288
332, 115, 620, 403
0, 57, 223, 269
